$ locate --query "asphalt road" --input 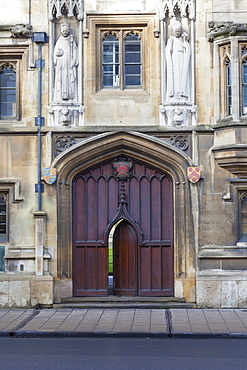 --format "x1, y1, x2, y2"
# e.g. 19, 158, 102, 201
0, 337, 246, 369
